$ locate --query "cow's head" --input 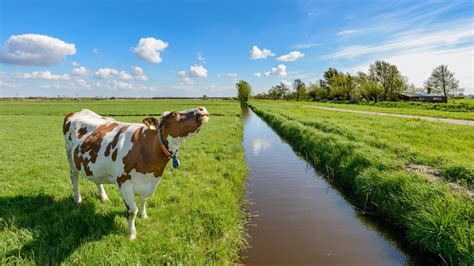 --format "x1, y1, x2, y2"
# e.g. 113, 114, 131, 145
143, 107, 209, 151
